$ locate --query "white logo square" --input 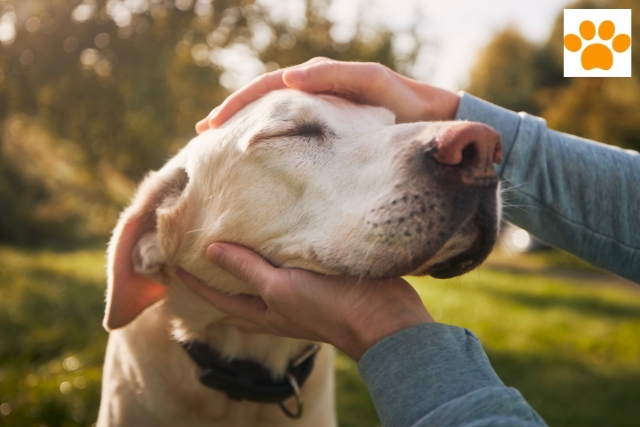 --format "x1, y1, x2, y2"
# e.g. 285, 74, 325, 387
564, 9, 632, 77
